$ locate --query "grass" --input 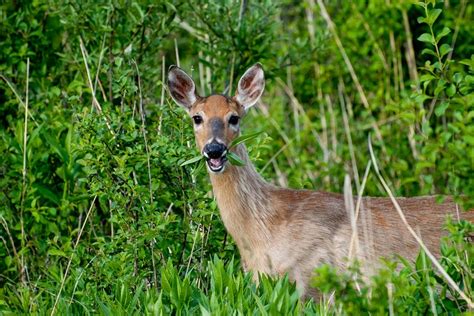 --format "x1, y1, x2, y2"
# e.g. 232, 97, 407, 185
0, 0, 473, 314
